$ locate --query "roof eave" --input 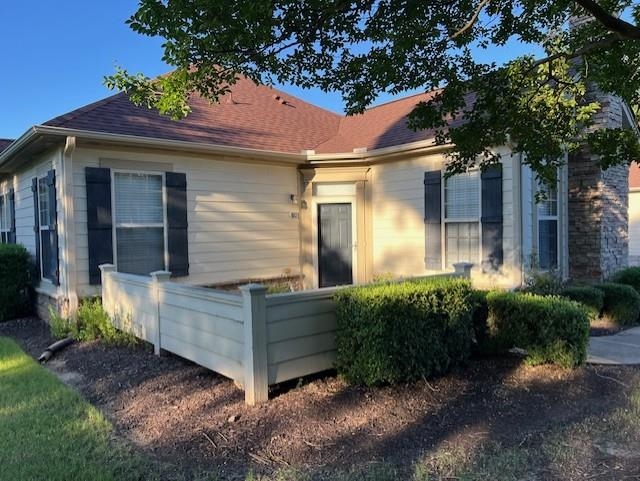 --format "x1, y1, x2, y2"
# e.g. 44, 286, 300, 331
0, 126, 310, 170
307, 138, 454, 165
